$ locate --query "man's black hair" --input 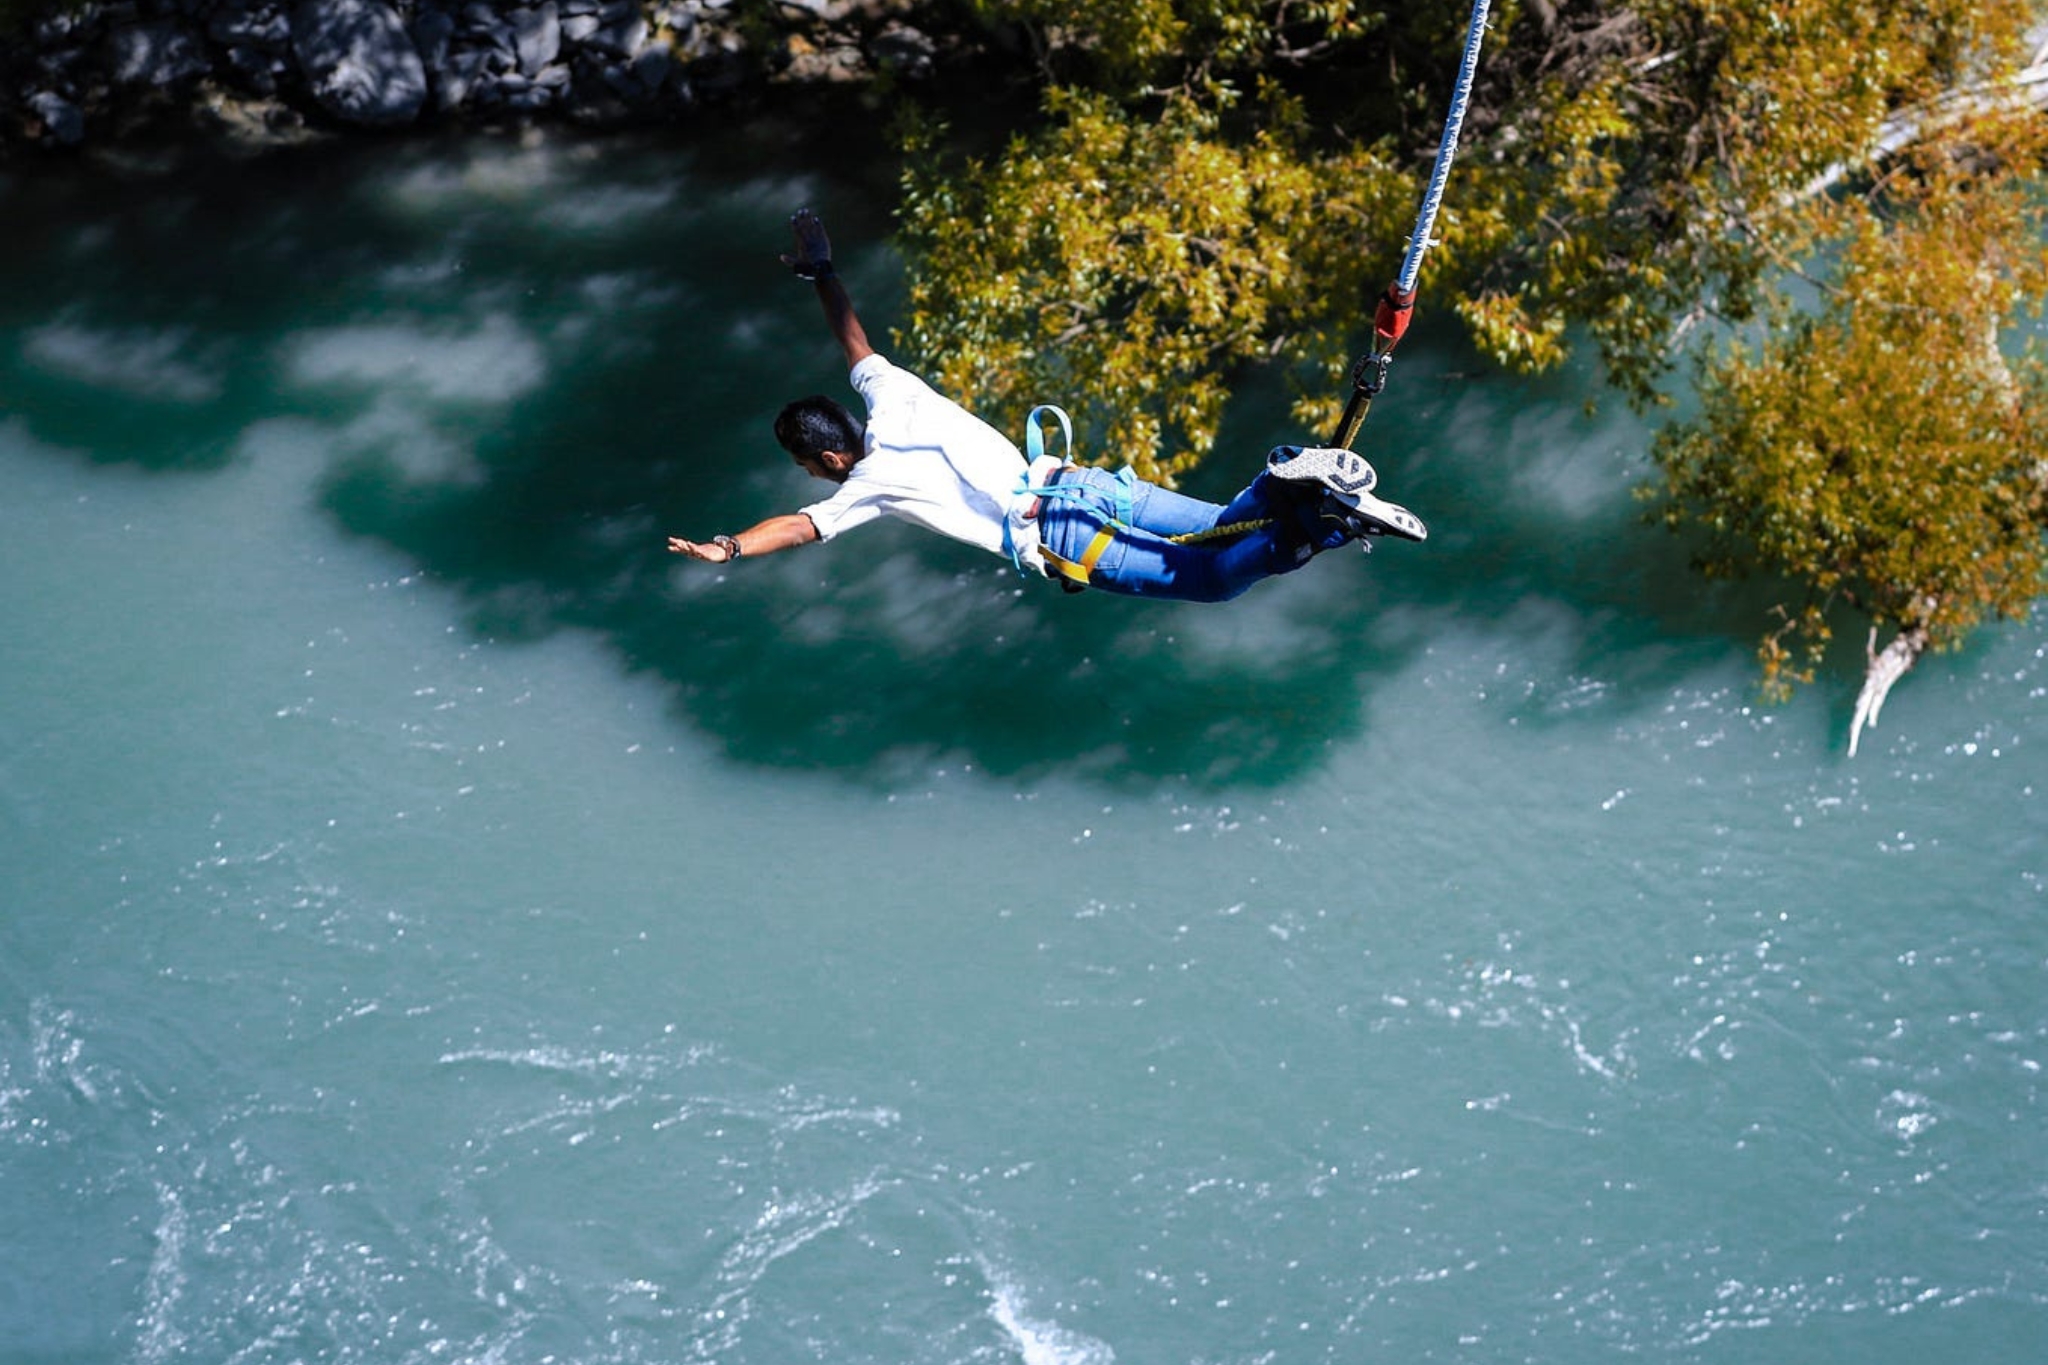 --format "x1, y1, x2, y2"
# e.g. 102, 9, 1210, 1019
775, 396, 865, 461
